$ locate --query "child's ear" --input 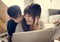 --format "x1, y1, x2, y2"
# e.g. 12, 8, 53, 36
22, 15, 24, 17
11, 18, 15, 20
